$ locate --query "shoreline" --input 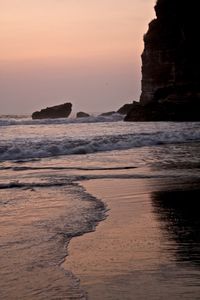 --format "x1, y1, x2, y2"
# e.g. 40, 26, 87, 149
62, 178, 200, 300
62, 178, 161, 299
